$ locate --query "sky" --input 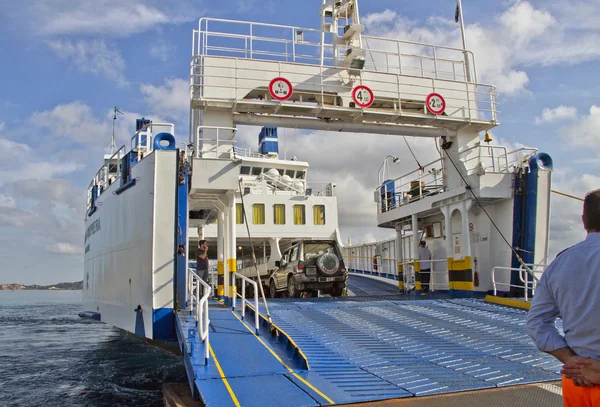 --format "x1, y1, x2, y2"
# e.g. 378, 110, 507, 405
0, 0, 598, 285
